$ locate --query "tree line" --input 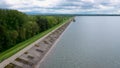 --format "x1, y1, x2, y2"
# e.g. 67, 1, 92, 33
0, 9, 71, 52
